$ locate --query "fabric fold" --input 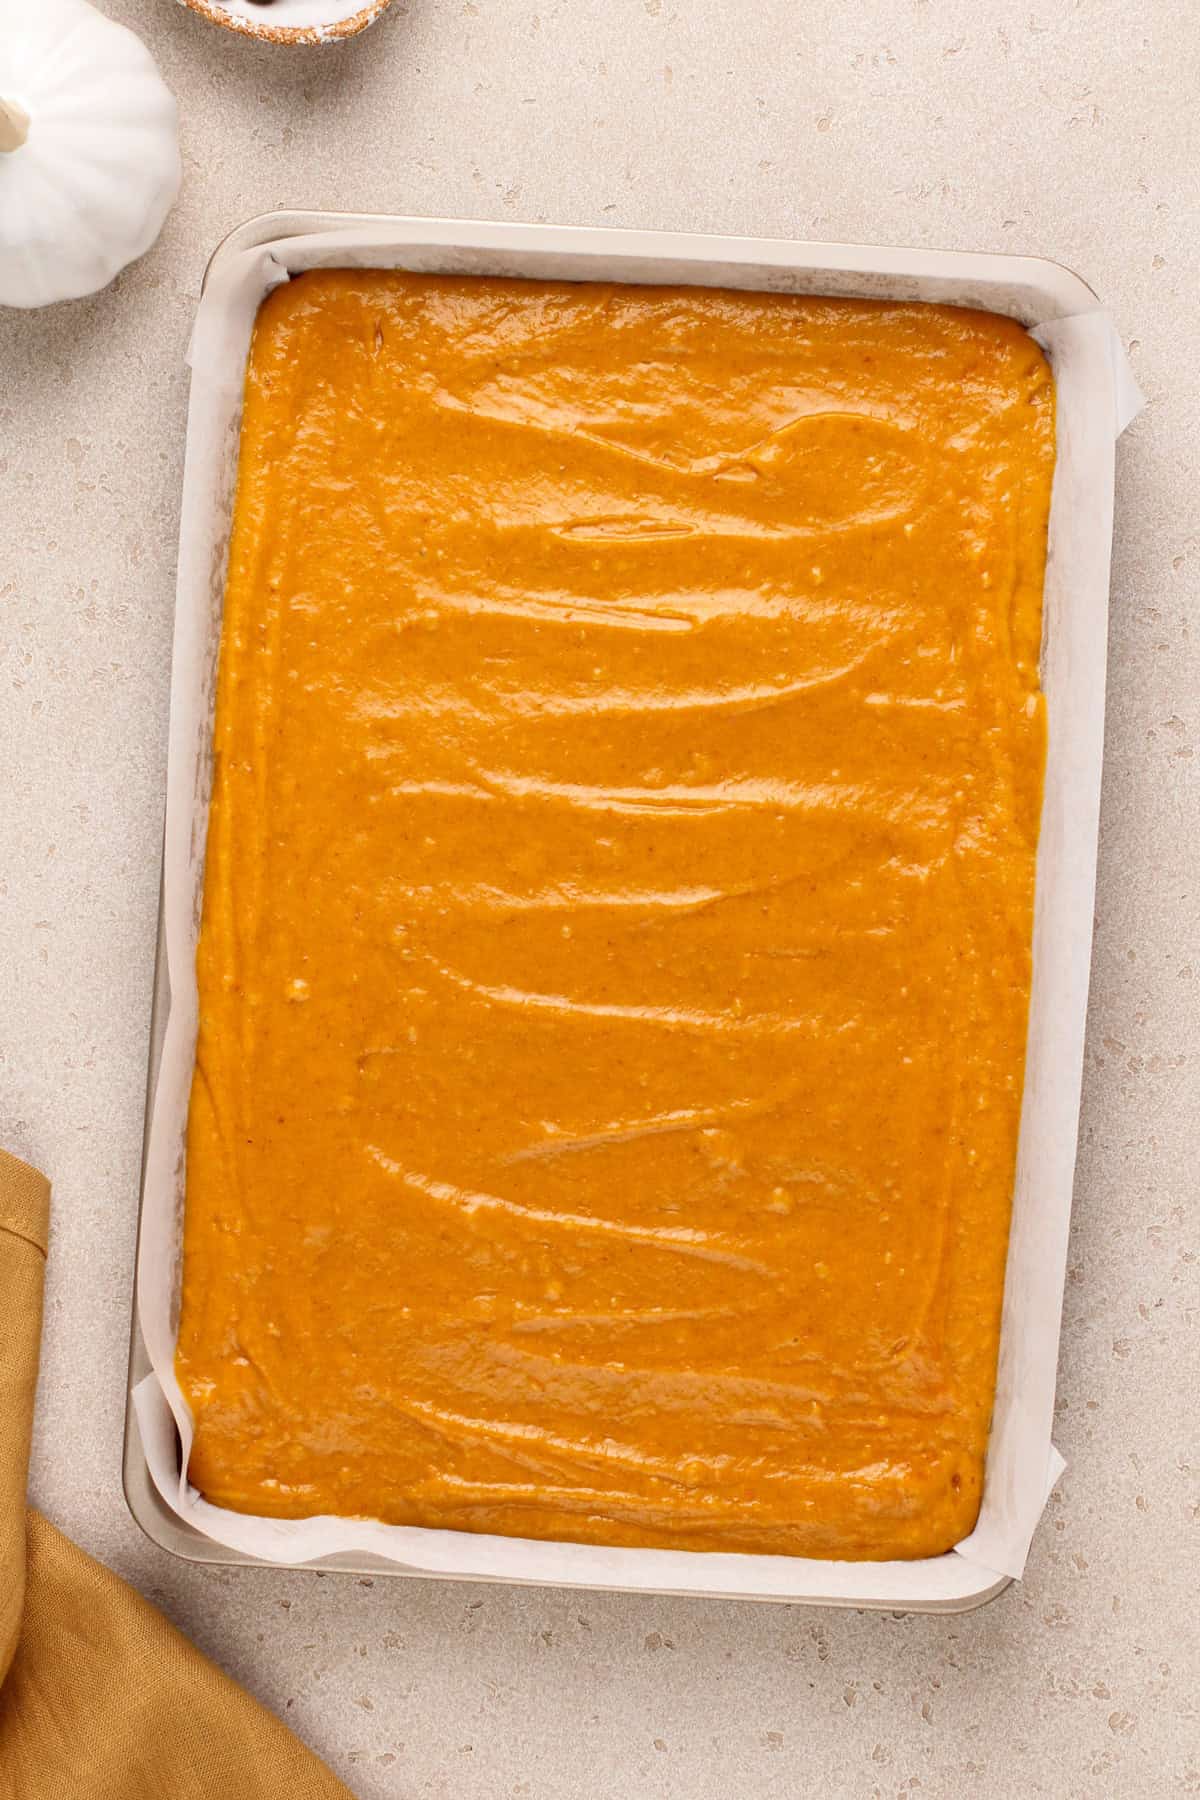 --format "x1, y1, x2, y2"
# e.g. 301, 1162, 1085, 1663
0, 1147, 49, 1691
